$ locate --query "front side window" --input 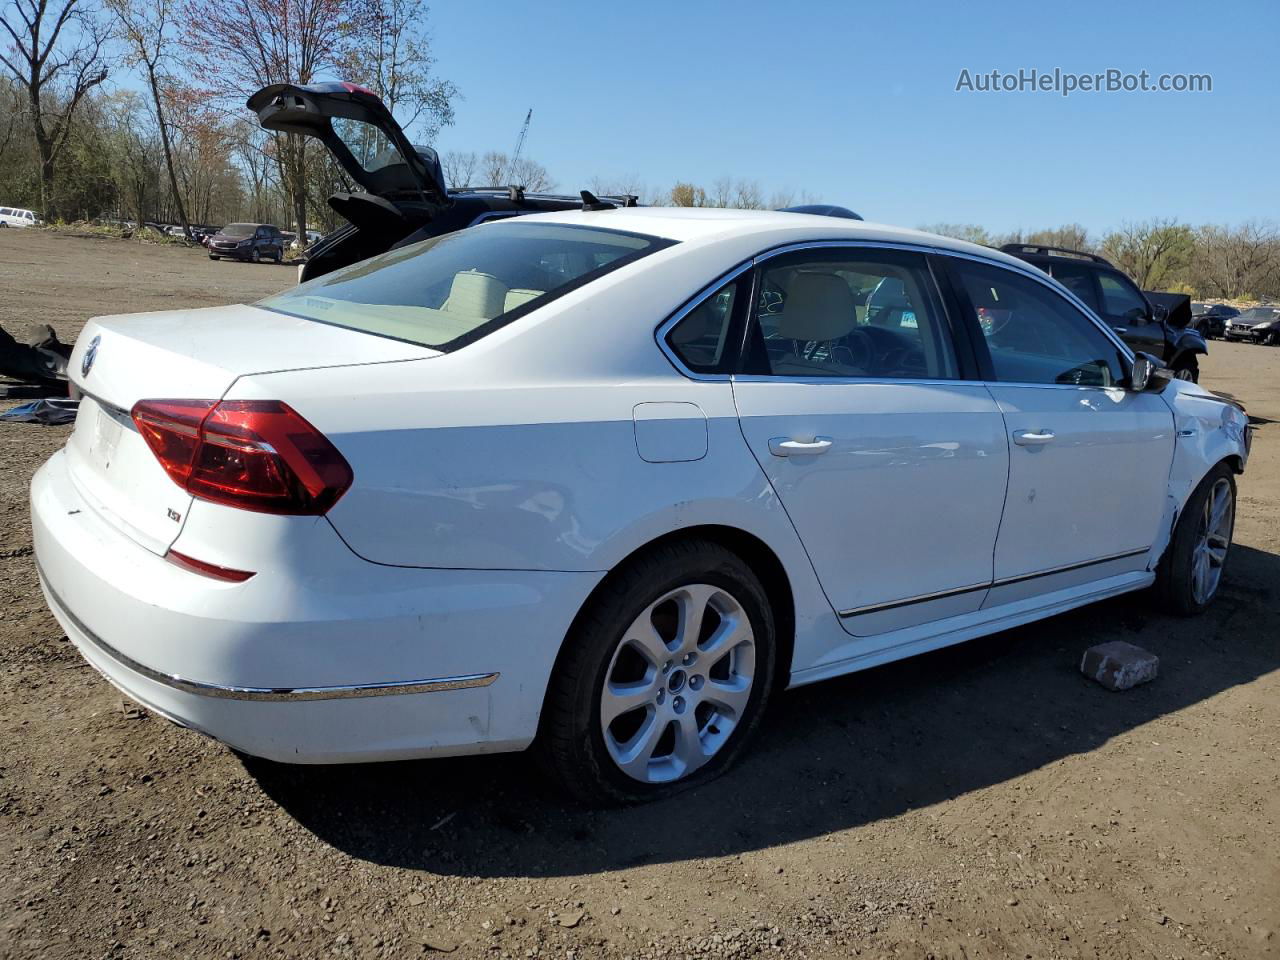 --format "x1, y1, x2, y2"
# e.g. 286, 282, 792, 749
1098, 272, 1149, 323
744, 249, 959, 379
951, 260, 1125, 387
260, 222, 674, 350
